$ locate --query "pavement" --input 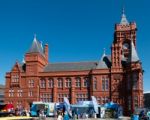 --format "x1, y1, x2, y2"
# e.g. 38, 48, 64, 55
0, 116, 131, 120
33, 116, 131, 120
